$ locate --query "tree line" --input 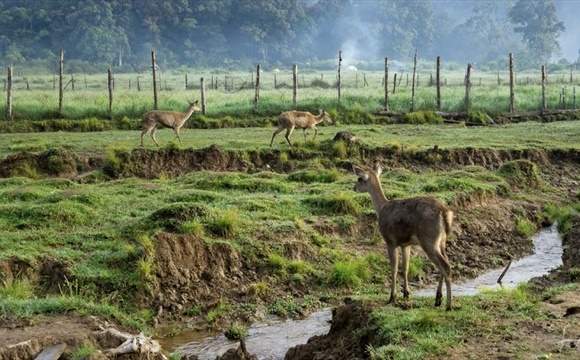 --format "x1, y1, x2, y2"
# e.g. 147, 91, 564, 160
0, 0, 574, 71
